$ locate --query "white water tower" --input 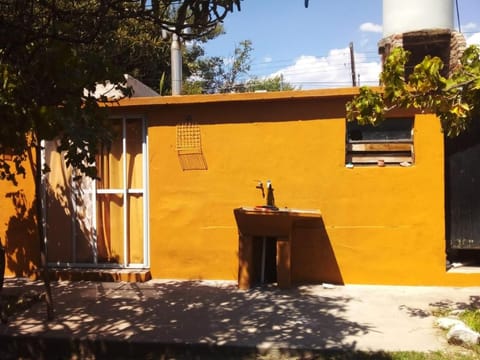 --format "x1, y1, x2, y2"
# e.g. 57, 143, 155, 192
379, 0, 465, 77
383, 0, 454, 38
